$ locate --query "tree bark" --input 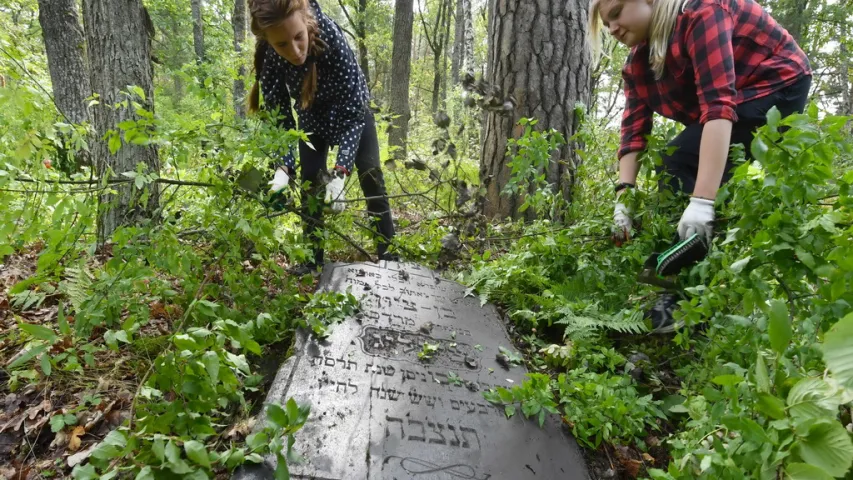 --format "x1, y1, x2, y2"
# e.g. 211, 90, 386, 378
425, 0, 451, 112
37, 0, 91, 126
462, 0, 474, 76
451, 0, 464, 84
83, 0, 160, 244
440, 0, 452, 103
233, 0, 247, 118
388, 0, 414, 163
479, 0, 590, 220
357, 0, 371, 89
192, 0, 205, 63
